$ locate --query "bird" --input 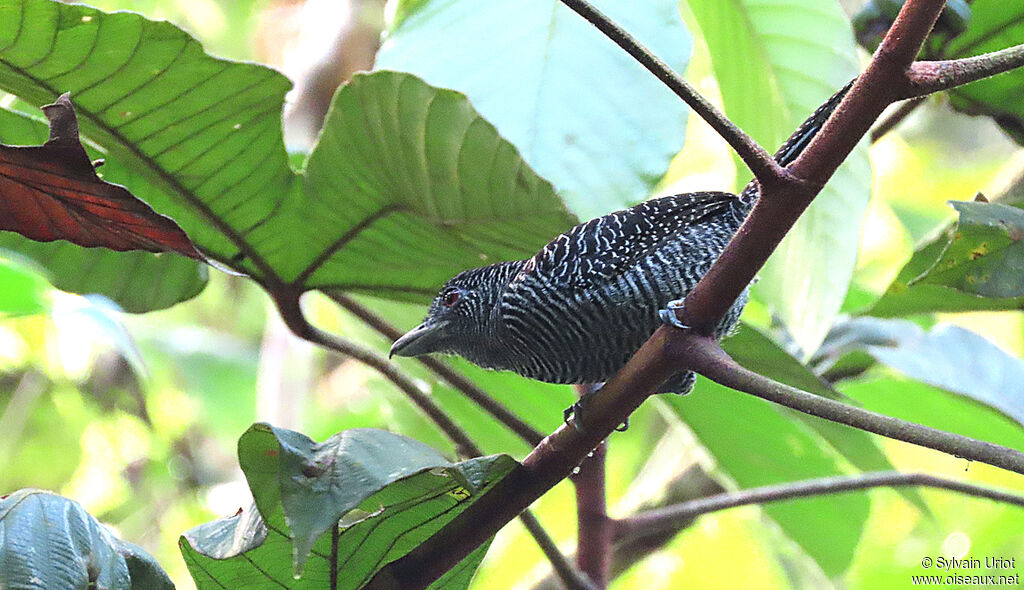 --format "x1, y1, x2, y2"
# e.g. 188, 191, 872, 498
390, 83, 852, 415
